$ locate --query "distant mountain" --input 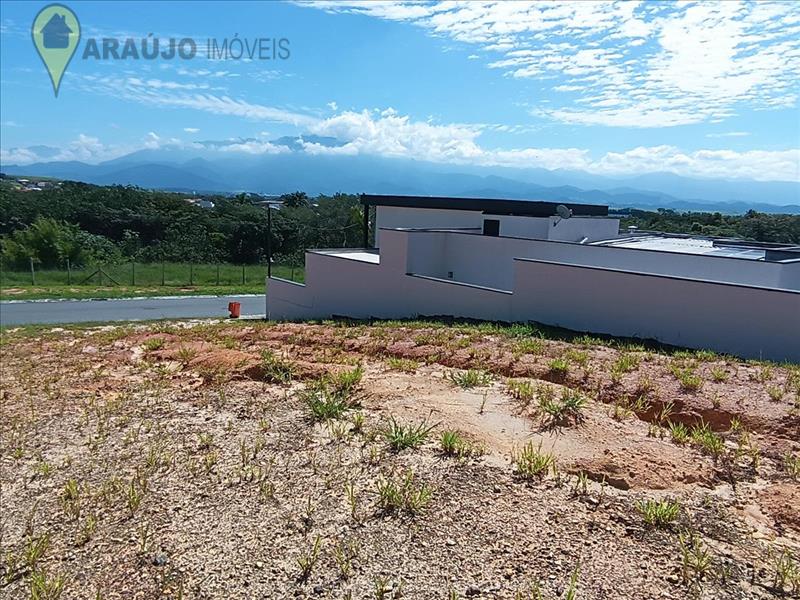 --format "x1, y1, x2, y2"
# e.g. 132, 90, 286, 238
2, 142, 798, 214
